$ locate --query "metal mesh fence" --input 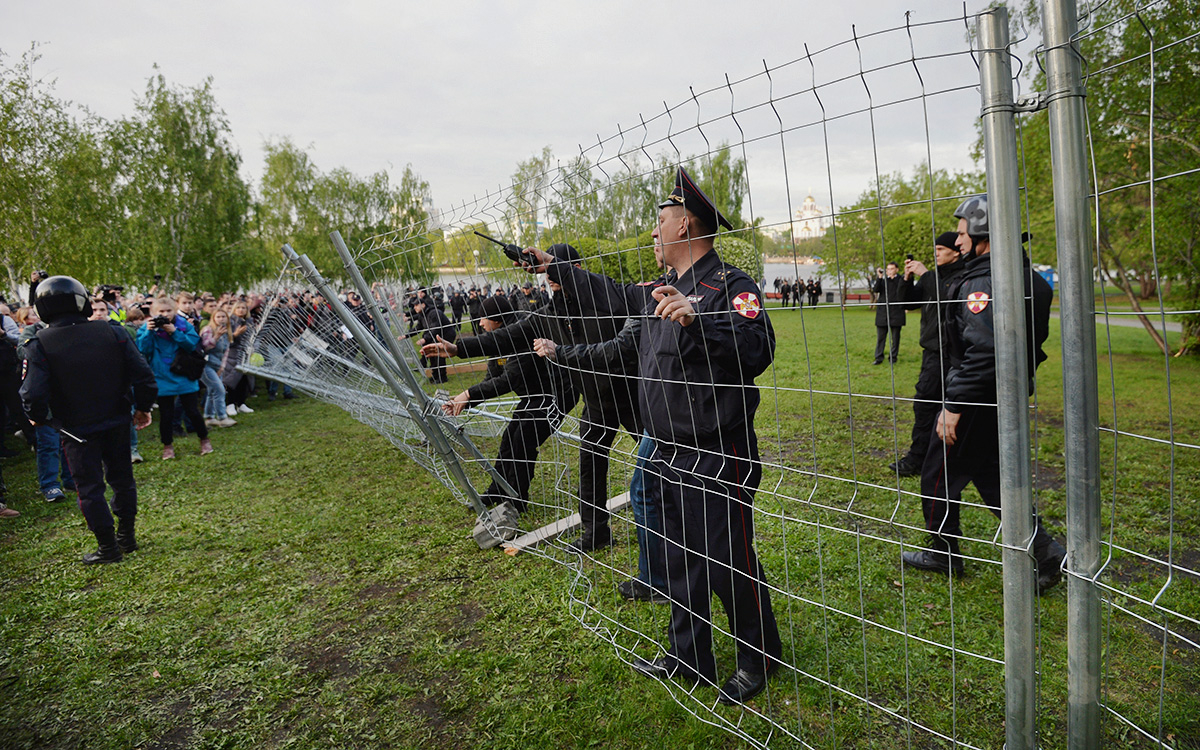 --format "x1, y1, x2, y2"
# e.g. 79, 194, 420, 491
237, 3, 1197, 747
